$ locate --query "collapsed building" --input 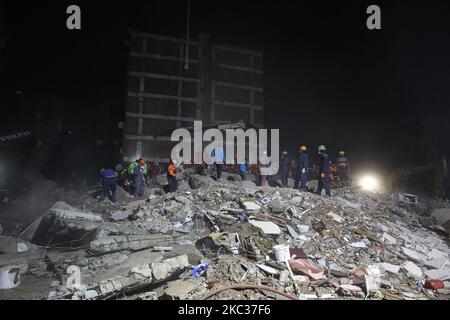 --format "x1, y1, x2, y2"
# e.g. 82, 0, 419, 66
1, 32, 450, 301
0, 167, 450, 300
